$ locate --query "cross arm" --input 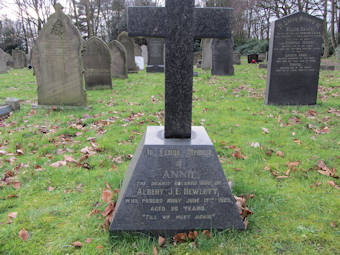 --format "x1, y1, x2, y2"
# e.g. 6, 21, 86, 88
128, 7, 167, 37
193, 8, 233, 39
